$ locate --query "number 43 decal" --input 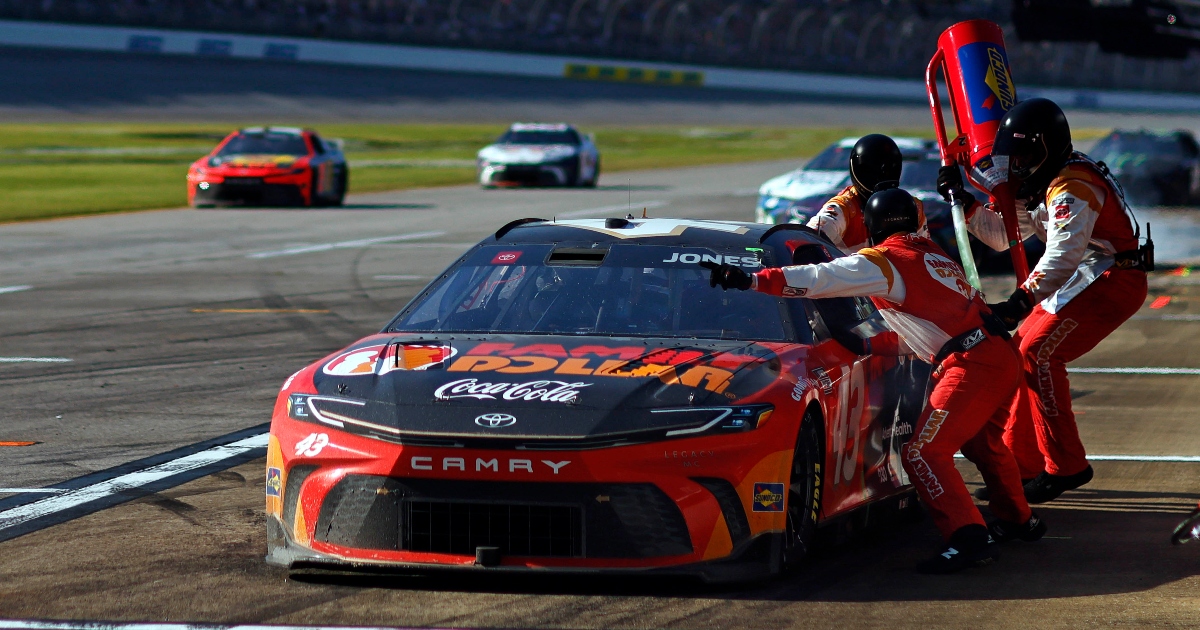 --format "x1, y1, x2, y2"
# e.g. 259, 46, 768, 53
830, 361, 866, 487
